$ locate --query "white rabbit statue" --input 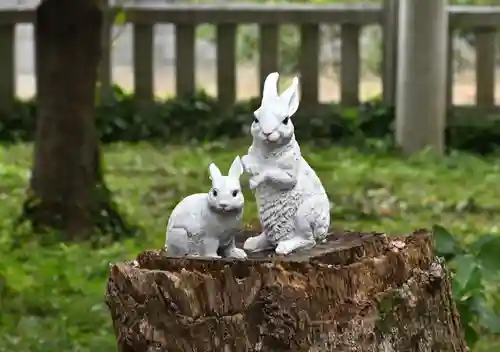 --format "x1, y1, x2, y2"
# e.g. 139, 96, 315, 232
241, 72, 330, 256
165, 156, 247, 259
